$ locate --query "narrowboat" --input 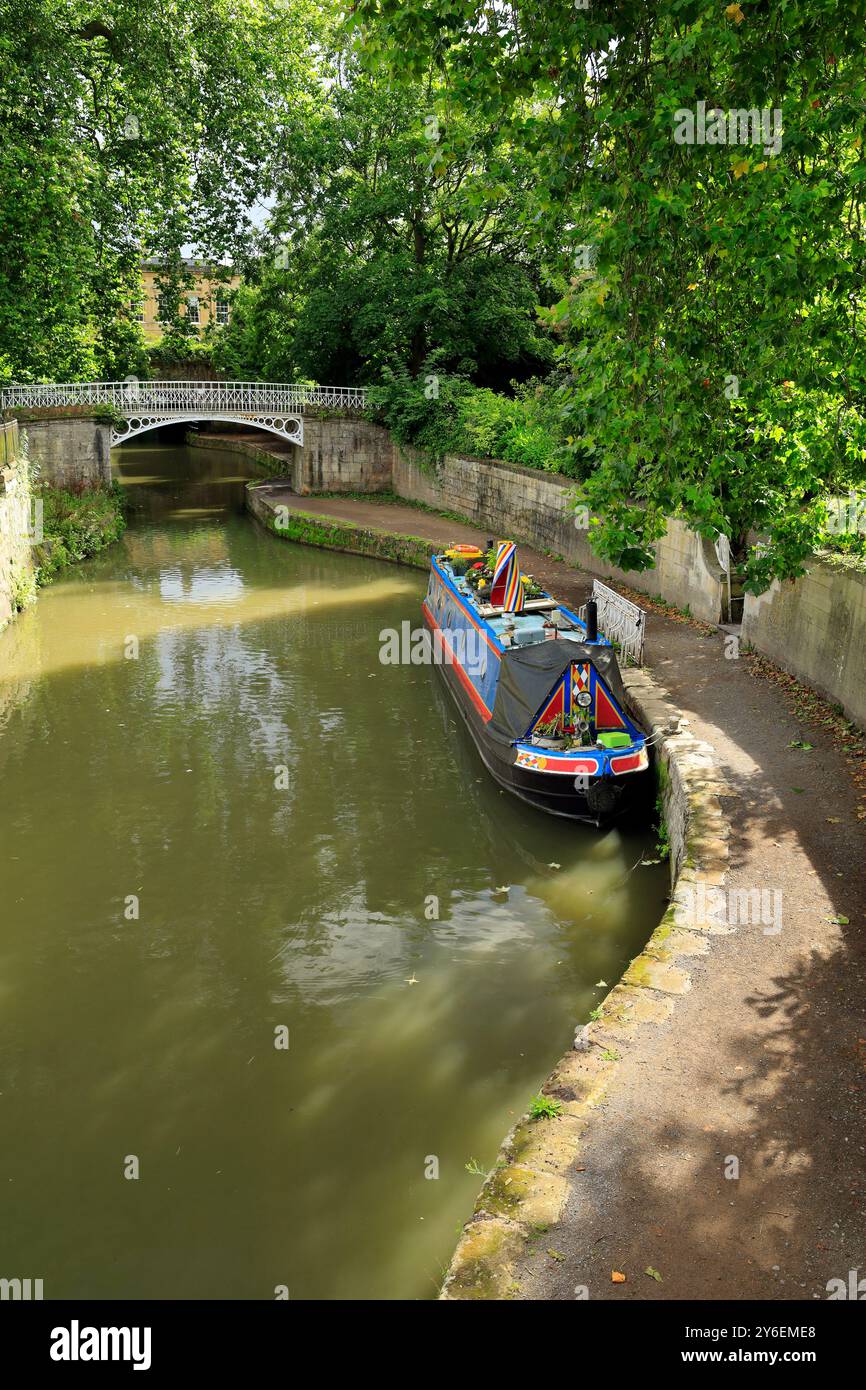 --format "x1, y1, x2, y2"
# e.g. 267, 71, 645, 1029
421, 541, 650, 827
